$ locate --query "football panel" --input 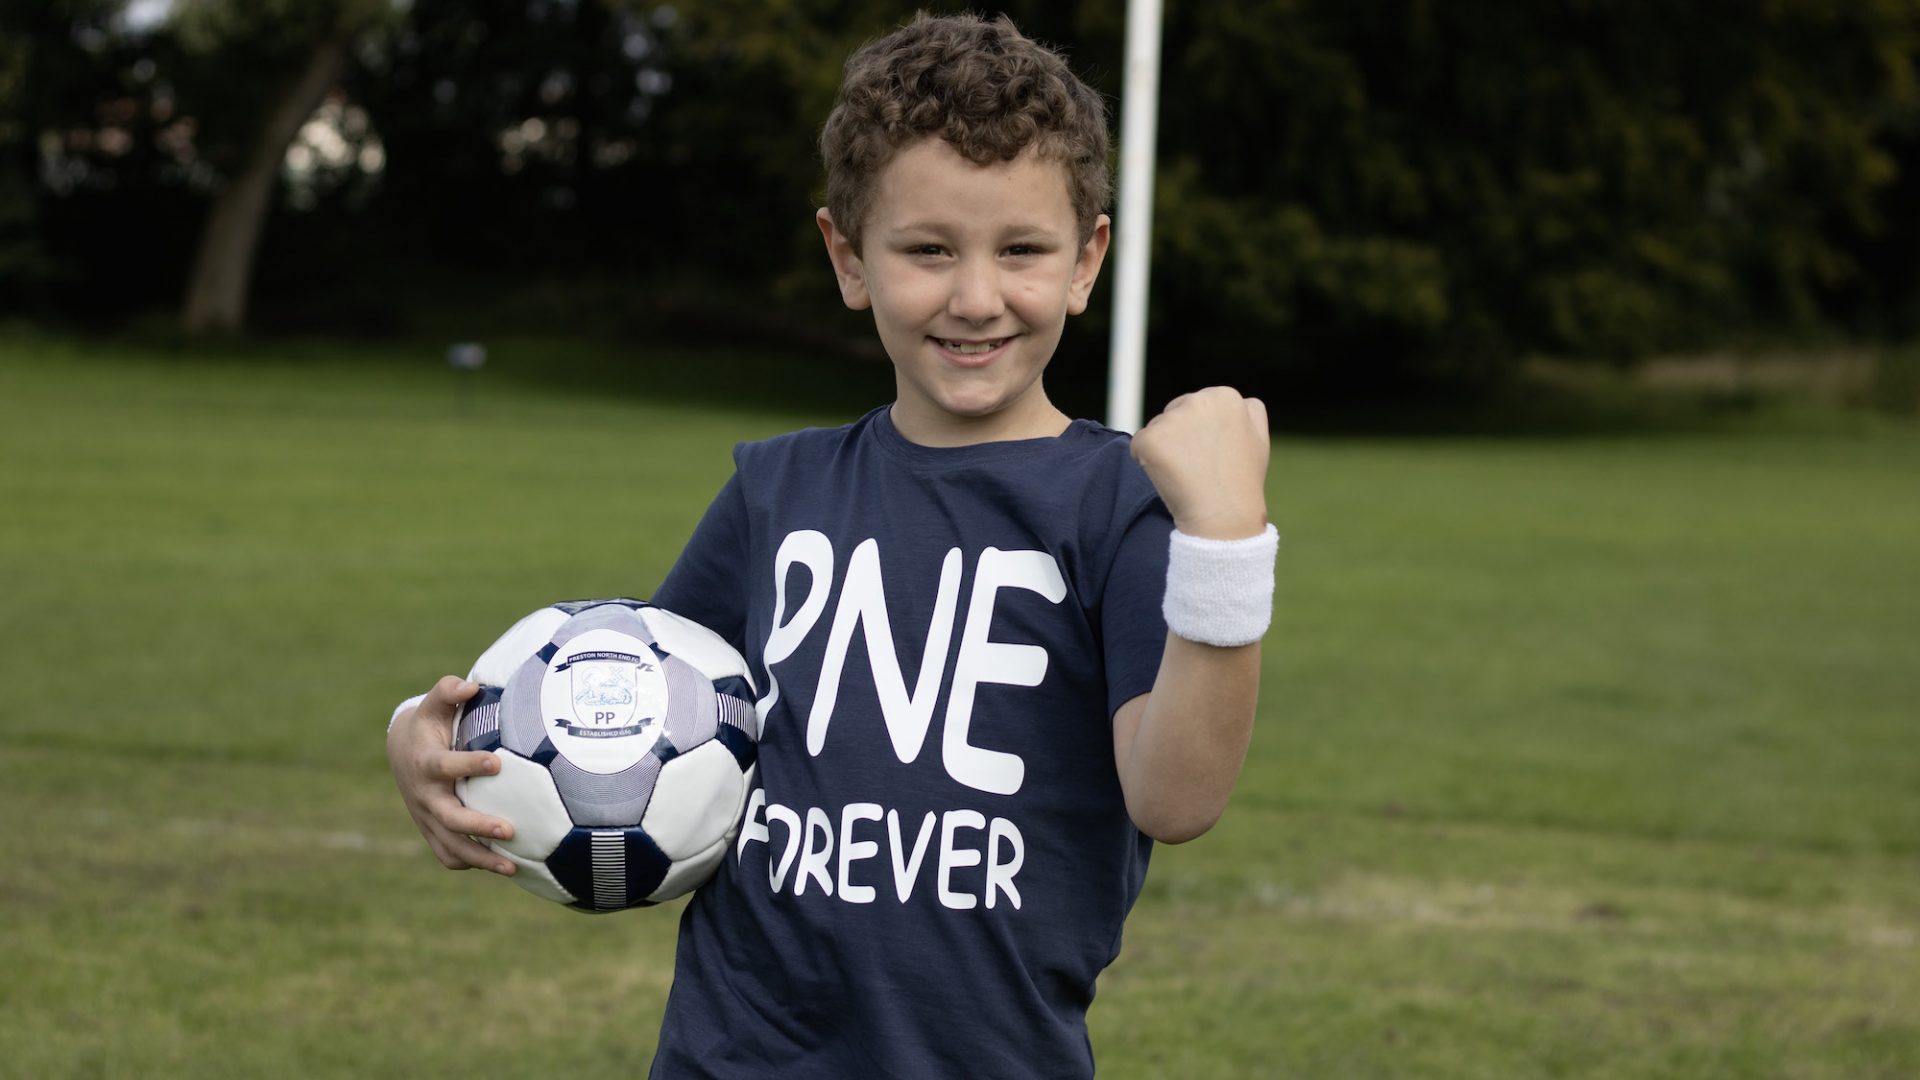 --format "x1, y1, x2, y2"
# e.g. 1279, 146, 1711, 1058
649, 836, 729, 903
642, 740, 747, 859
660, 657, 718, 749
456, 750, 574, 860
713, 716, 757, 770
550, 751, 661, 828
552, 597, 646, 616
546, 827, 671, 913
495, 848, 578, 906
639, 606, 753, 687
452, 686, 504, 753
564, 601, 653, 638
716, 688, 761, 744
467, 606, 571, 688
